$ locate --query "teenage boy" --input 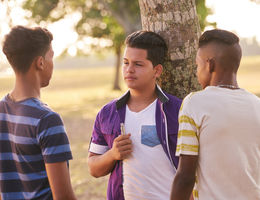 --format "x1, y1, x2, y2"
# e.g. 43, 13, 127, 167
88, 31, 182, 200
0, 26, 76, 200
171, 29, 260, 200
